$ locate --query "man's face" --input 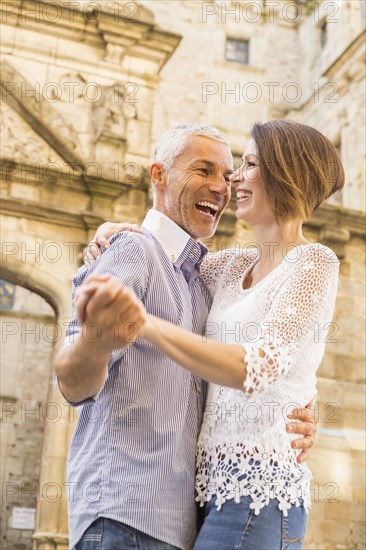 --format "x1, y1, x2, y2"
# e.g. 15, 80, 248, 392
159, 135, 233, 240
